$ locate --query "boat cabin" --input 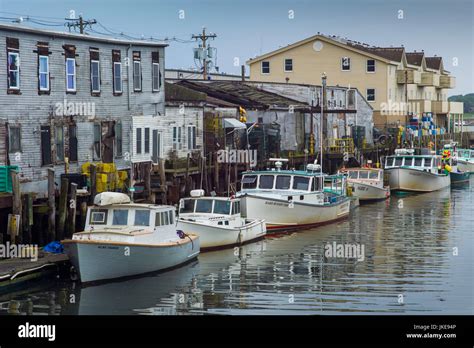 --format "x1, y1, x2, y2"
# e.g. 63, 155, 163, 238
86, 204, 175, 232
178, 196, 244, 228
240, 171, 324, 194
458, 149, 474, 160
344, 168, 384, 188
179, 197, 240, 217
384, 155, 441, 173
